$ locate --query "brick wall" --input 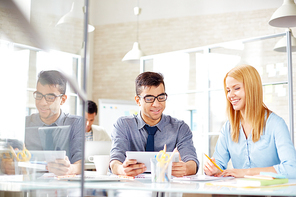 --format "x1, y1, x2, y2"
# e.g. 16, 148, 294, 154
92, 8, 291, 124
